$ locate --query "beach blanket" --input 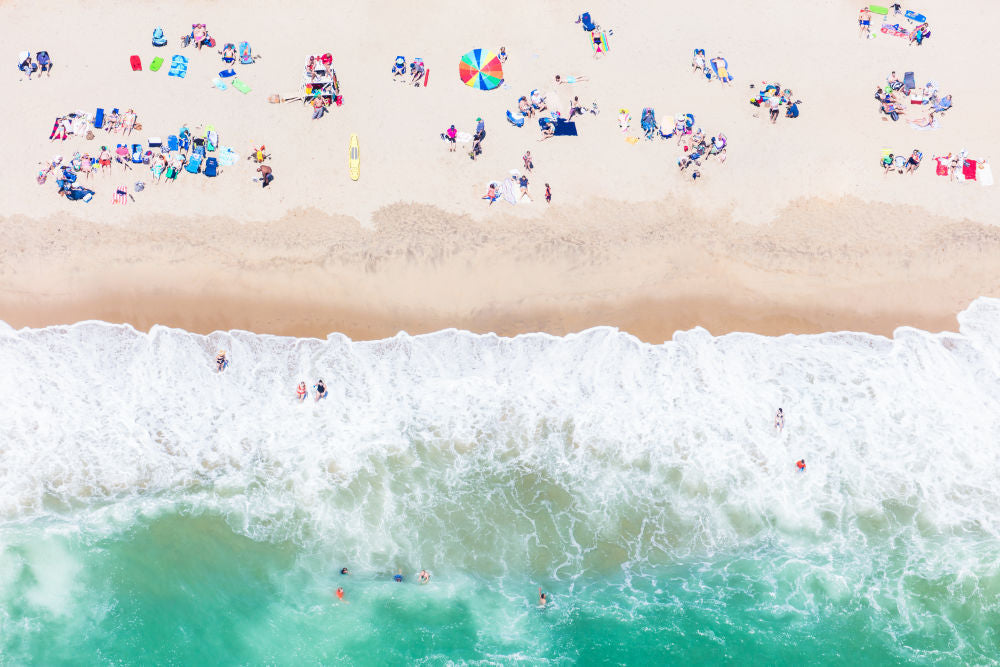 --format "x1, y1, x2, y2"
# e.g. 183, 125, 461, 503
112, 185, 128, 205
880, 23, 909, 37
498, 178, 518, 205
934, 157, 949, 176
979, 163, 994, 186
711, 58, 733, 83
962, 160, 977, 181
217, 147, 239, 166
553, 120, 578, 136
